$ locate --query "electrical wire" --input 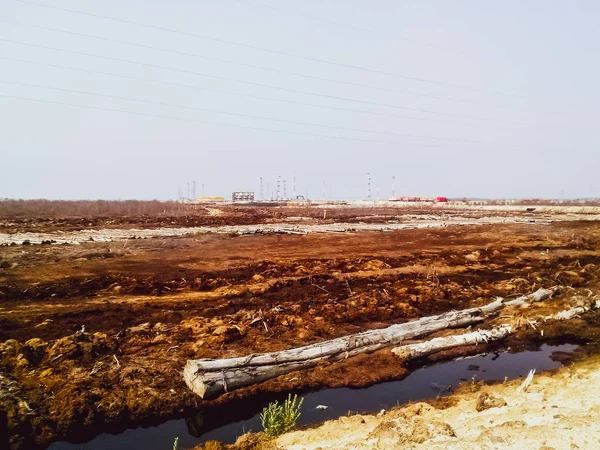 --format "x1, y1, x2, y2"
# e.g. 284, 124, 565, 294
0, 19, 512, 110
13, 0, 520, 97
0, 93, 451, 147
0, 38, 525, 126
0, 79, 513, 146
0, 56, 515, 129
